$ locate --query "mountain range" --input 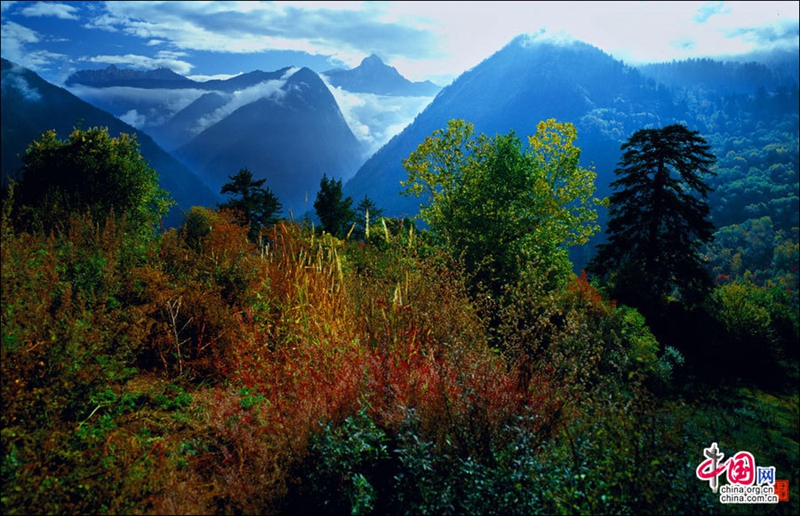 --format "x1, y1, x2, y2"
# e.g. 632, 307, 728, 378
3, 37, 797, 240
60, 55, 442, 216
1, 57, 221, 228
343, 36, 798, 217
